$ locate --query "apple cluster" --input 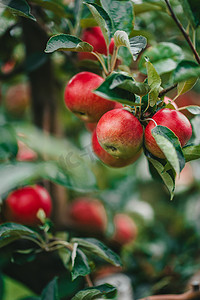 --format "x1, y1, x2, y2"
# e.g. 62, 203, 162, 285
69, 197, 137, 246
64, 26, 193, 168
64, 70, 193, 168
